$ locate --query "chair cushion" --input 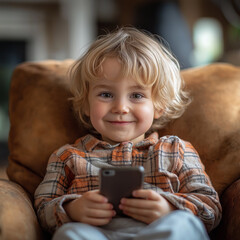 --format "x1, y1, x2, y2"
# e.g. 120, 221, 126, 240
7, 61, 240, 198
